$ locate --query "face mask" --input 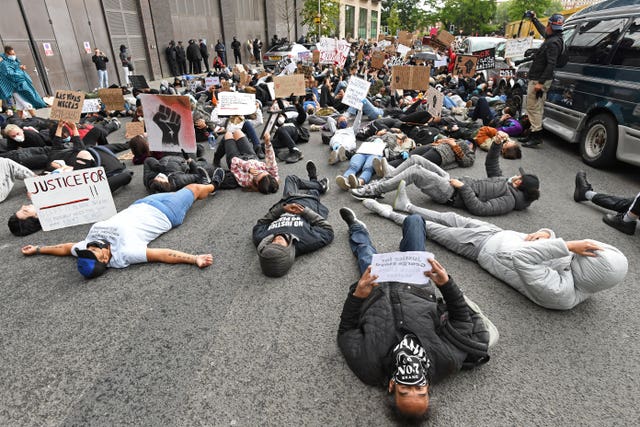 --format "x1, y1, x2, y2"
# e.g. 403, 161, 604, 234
7, 55, 17, 61
155, 173, 168, 181
276, 115, 286, 126
61, 136, 71, 143
337, 120, 348, 129
13, 134, 25, 143
393, 354, 429, 387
